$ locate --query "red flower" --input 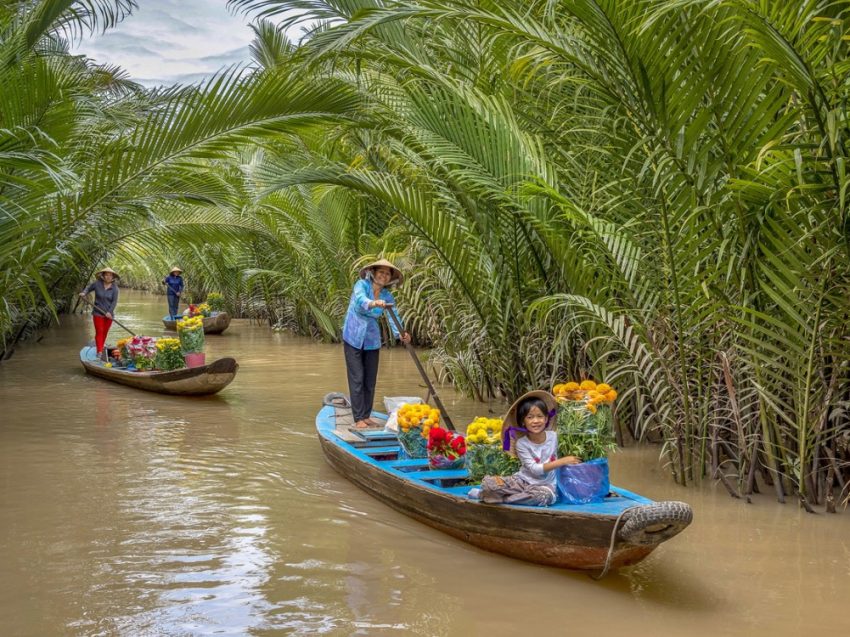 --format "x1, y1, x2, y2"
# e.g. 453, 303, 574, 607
429, 427, 447, 442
